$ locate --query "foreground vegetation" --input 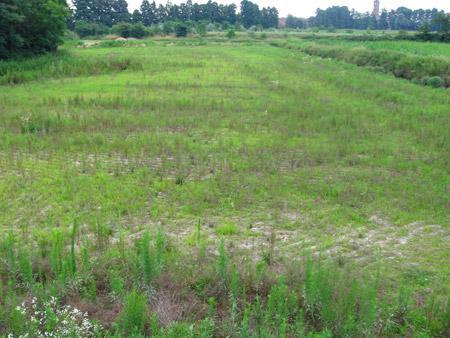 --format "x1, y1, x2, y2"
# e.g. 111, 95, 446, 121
2, 229, 449, 337
0, 37, 449, 336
